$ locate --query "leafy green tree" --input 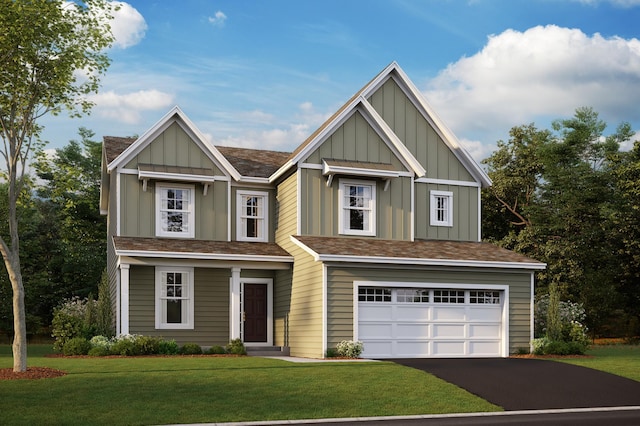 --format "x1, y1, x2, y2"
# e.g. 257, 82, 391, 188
0, 0, 114, 372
